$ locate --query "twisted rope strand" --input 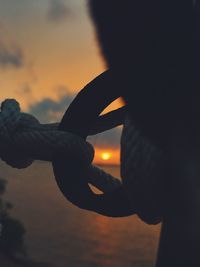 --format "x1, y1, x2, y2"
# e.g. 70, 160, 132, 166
0, 99, 163, 223
0, 99, 123, 193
